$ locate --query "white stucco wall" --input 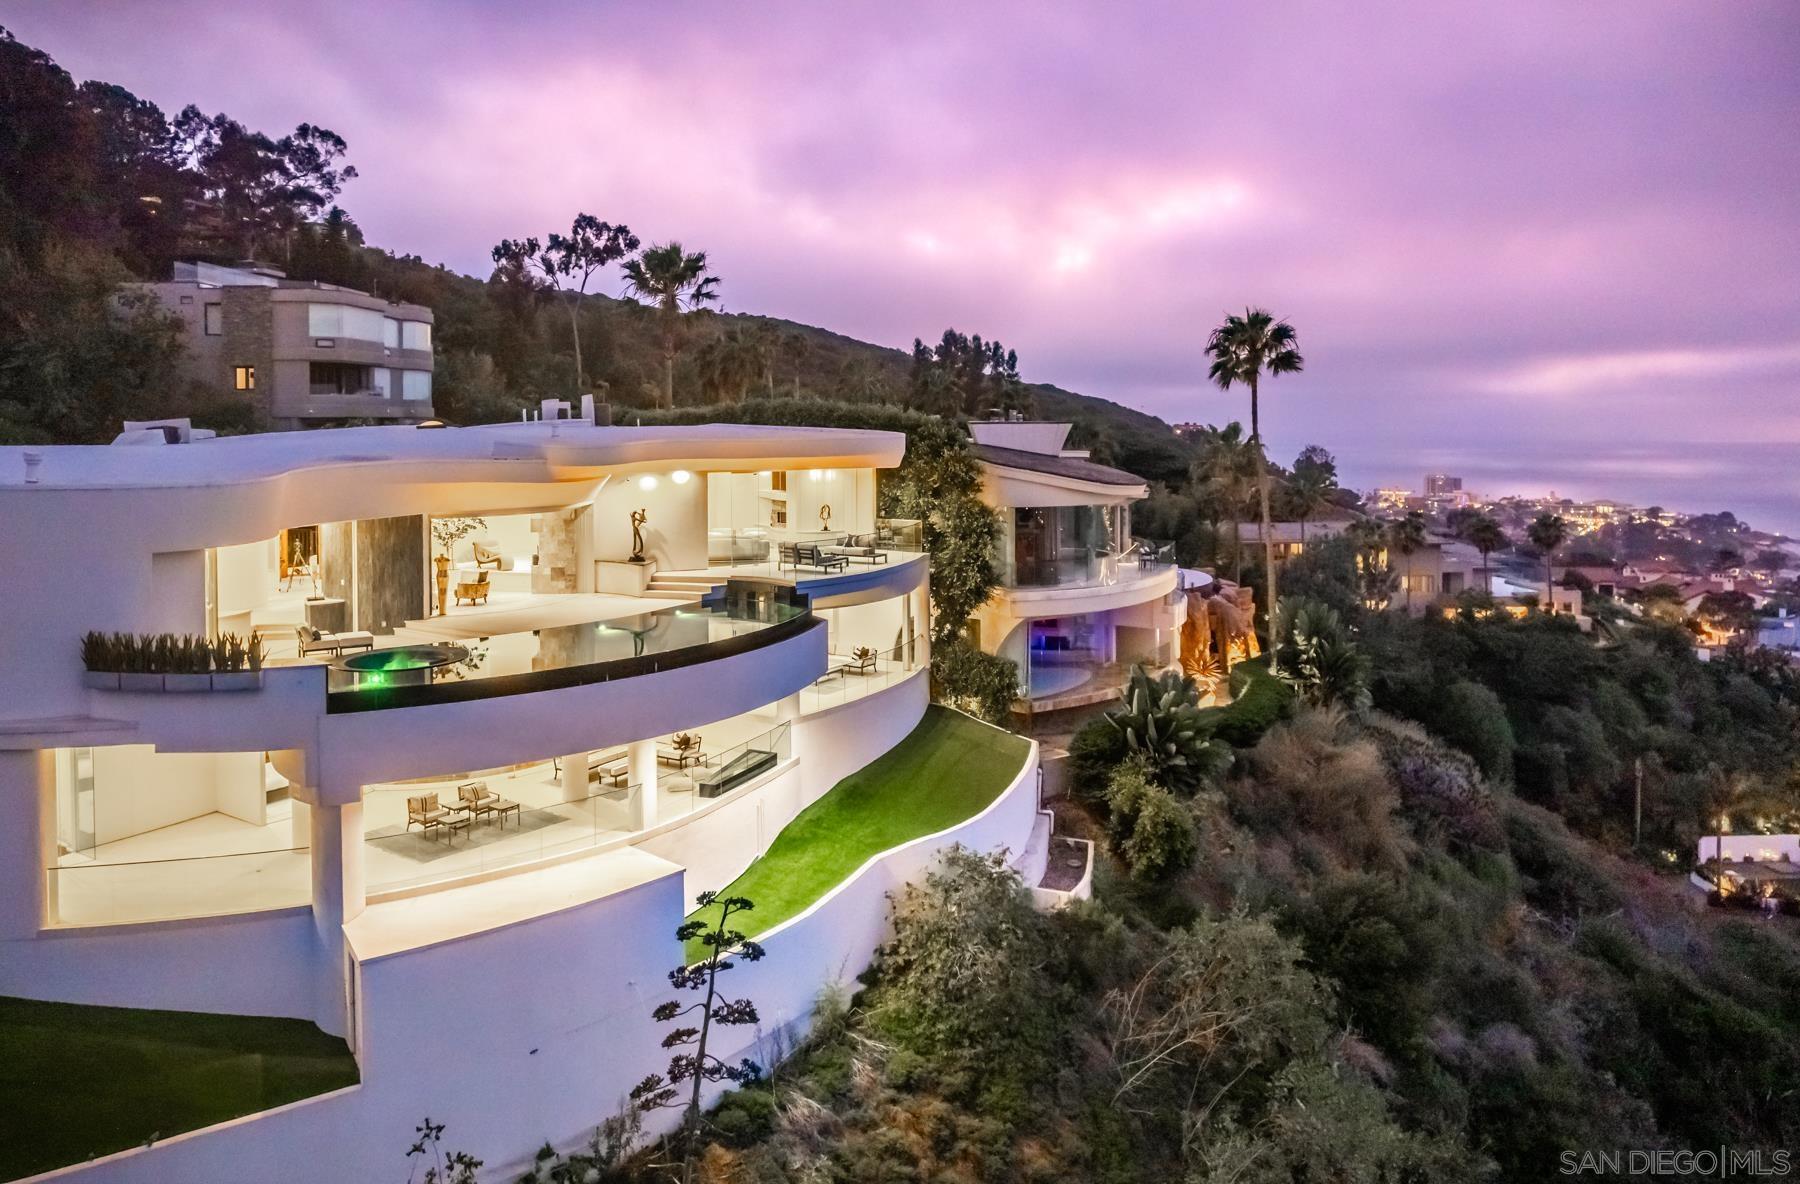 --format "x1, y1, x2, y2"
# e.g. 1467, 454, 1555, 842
793, 666, 929, 801
1699, 834, 1800, 864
